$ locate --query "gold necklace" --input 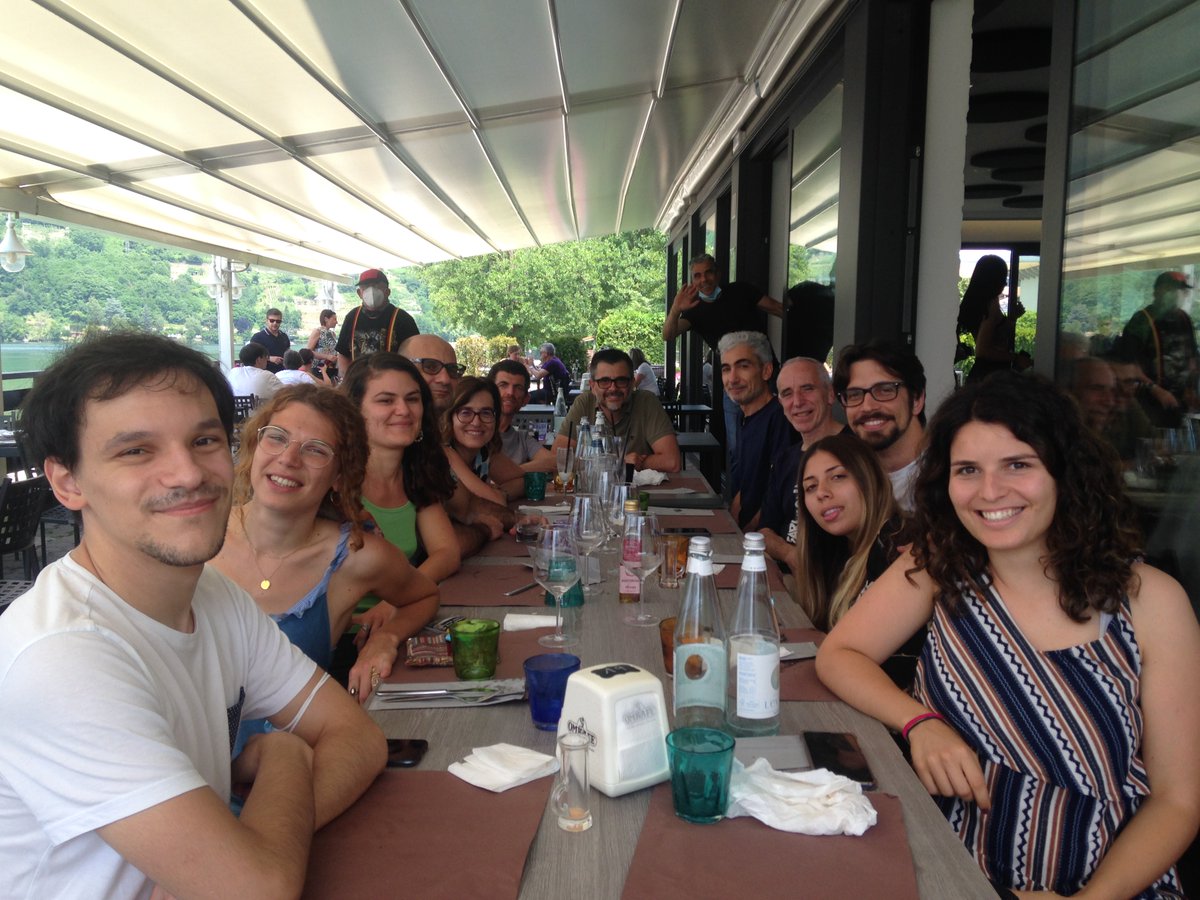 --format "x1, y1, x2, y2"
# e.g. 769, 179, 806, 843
242, 523, 319, 591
